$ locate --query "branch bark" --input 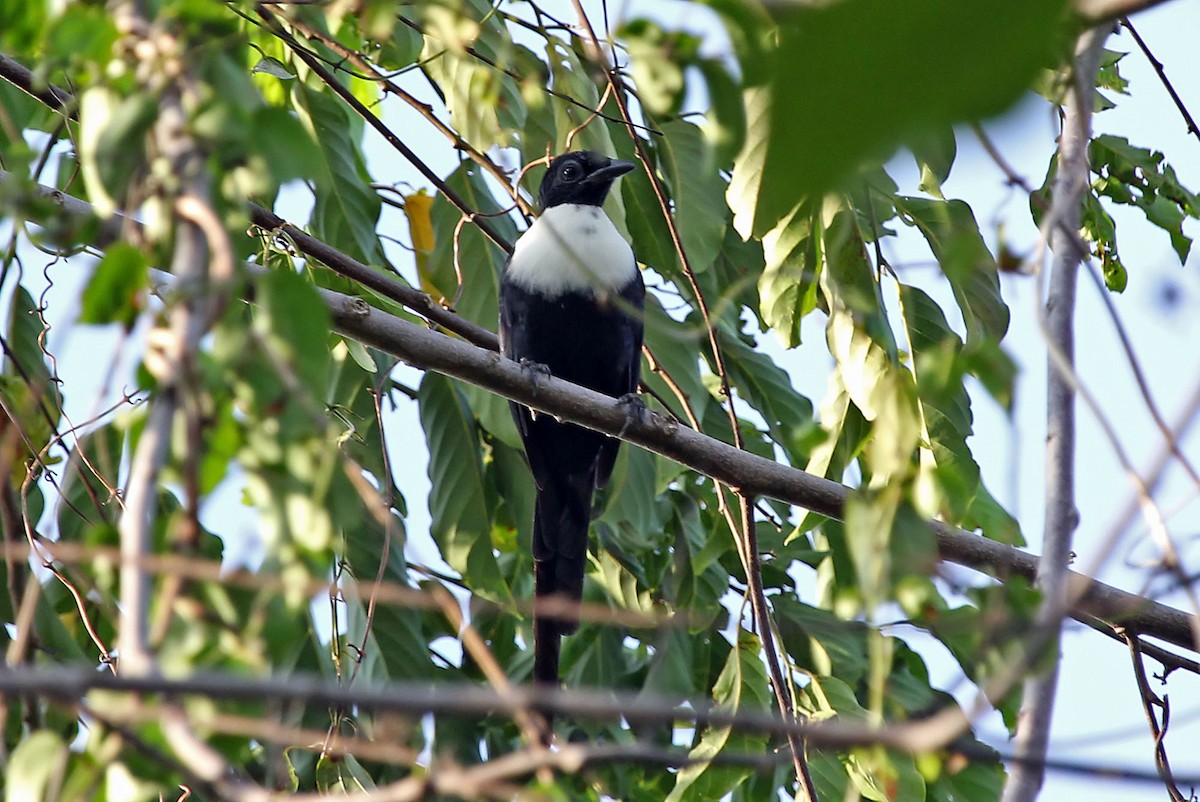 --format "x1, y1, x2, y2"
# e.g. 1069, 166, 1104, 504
1002, 28, 1106, 802
109, 3, 219, 678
